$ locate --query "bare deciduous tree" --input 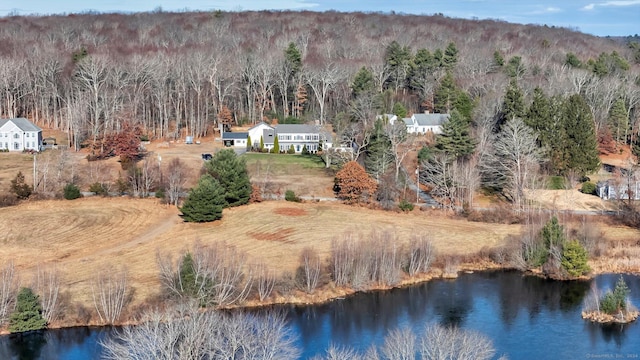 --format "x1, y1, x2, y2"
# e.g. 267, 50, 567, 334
255, 263, 276, 301
32, 265, 62, 323
404, 234, 436, 276
101, 305, 300, 360
296, 247, 322, 294
0, 262, 18, 325
165, 157, 187, 206
91, 267, 129, 325
482, 117, 543, 211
